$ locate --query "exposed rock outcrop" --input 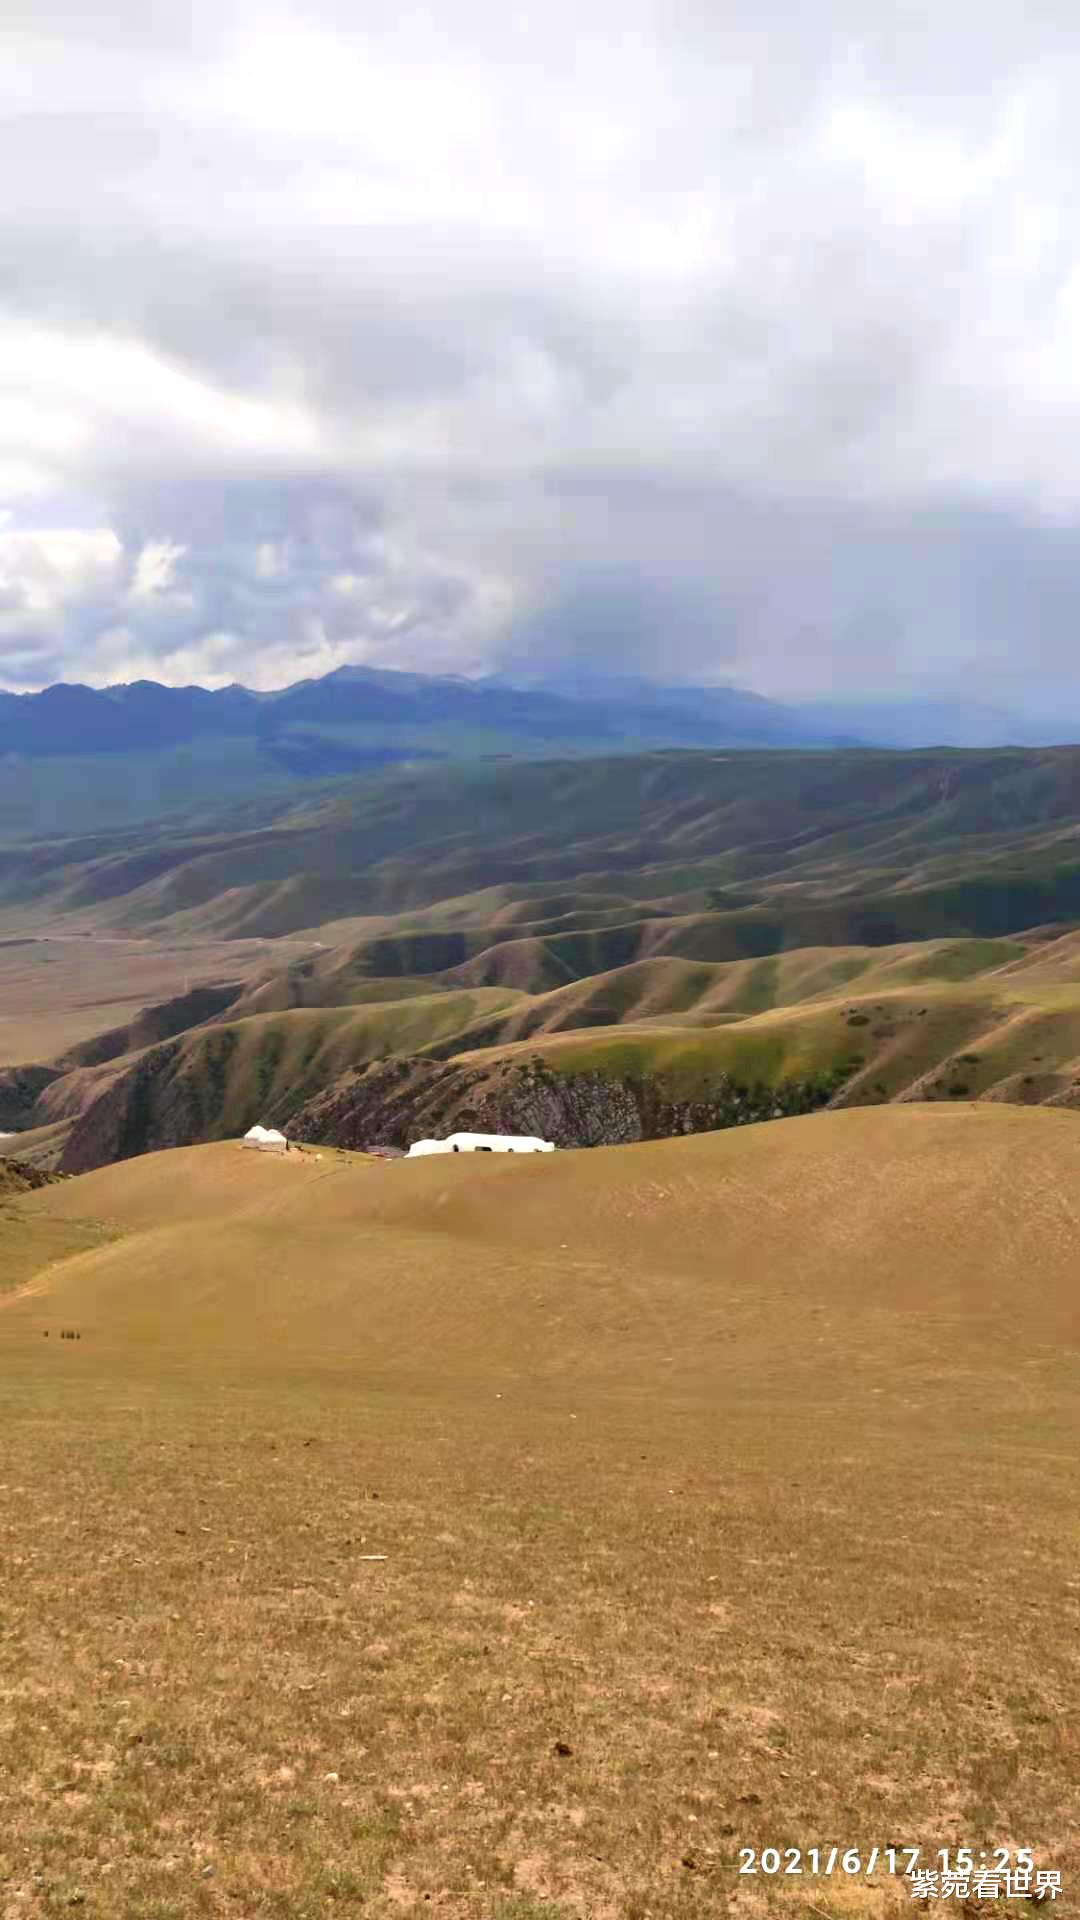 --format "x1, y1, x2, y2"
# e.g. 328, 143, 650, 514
60, 1039, 198, 1174
0, 1154, 66, 1196
0, 1063, 63, 1132
289, 1055, 850, 1153
56, 1038, 851, 1174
